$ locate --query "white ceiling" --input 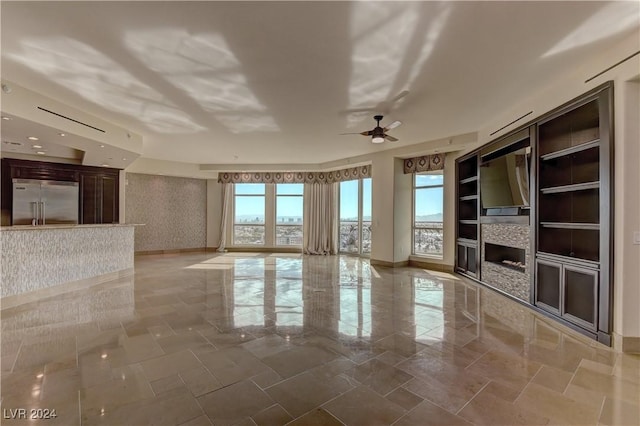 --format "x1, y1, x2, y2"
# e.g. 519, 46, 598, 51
1, 1, 638, 165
